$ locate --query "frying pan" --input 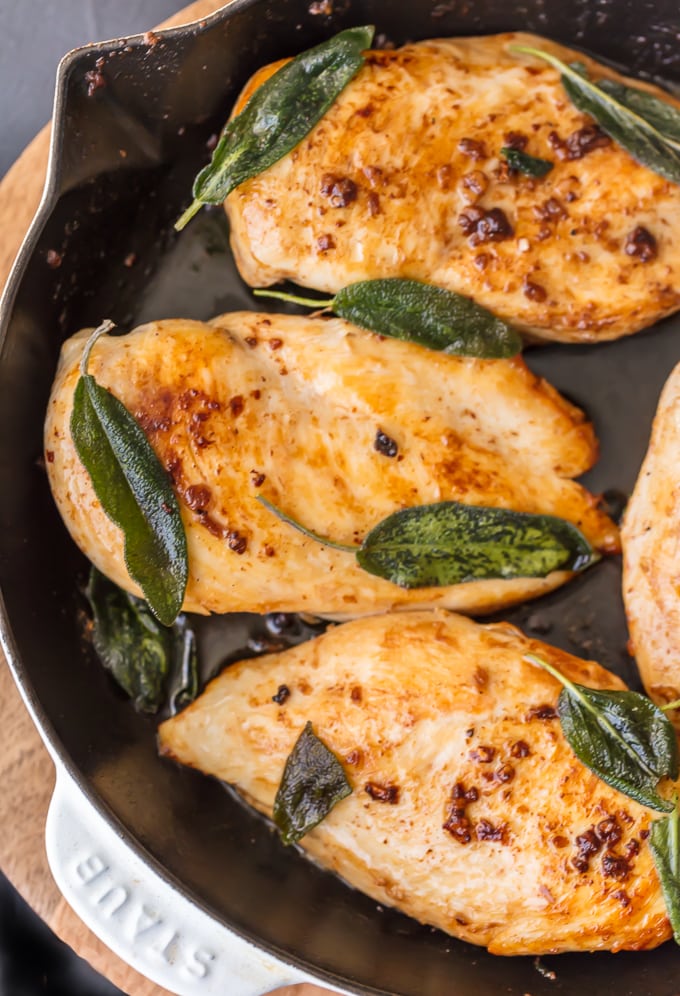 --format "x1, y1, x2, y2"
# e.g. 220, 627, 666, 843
2, 0, 680, 993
